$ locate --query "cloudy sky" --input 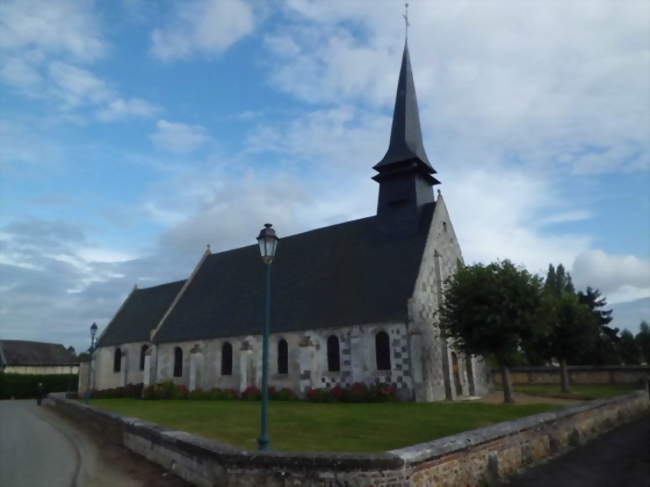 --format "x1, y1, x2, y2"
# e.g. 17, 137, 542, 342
1, 0, 648, 353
